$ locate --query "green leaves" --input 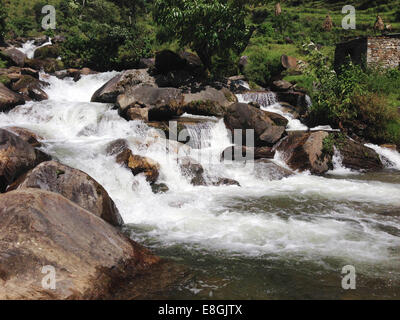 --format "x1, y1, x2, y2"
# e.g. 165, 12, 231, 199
154, 0, 251, 70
